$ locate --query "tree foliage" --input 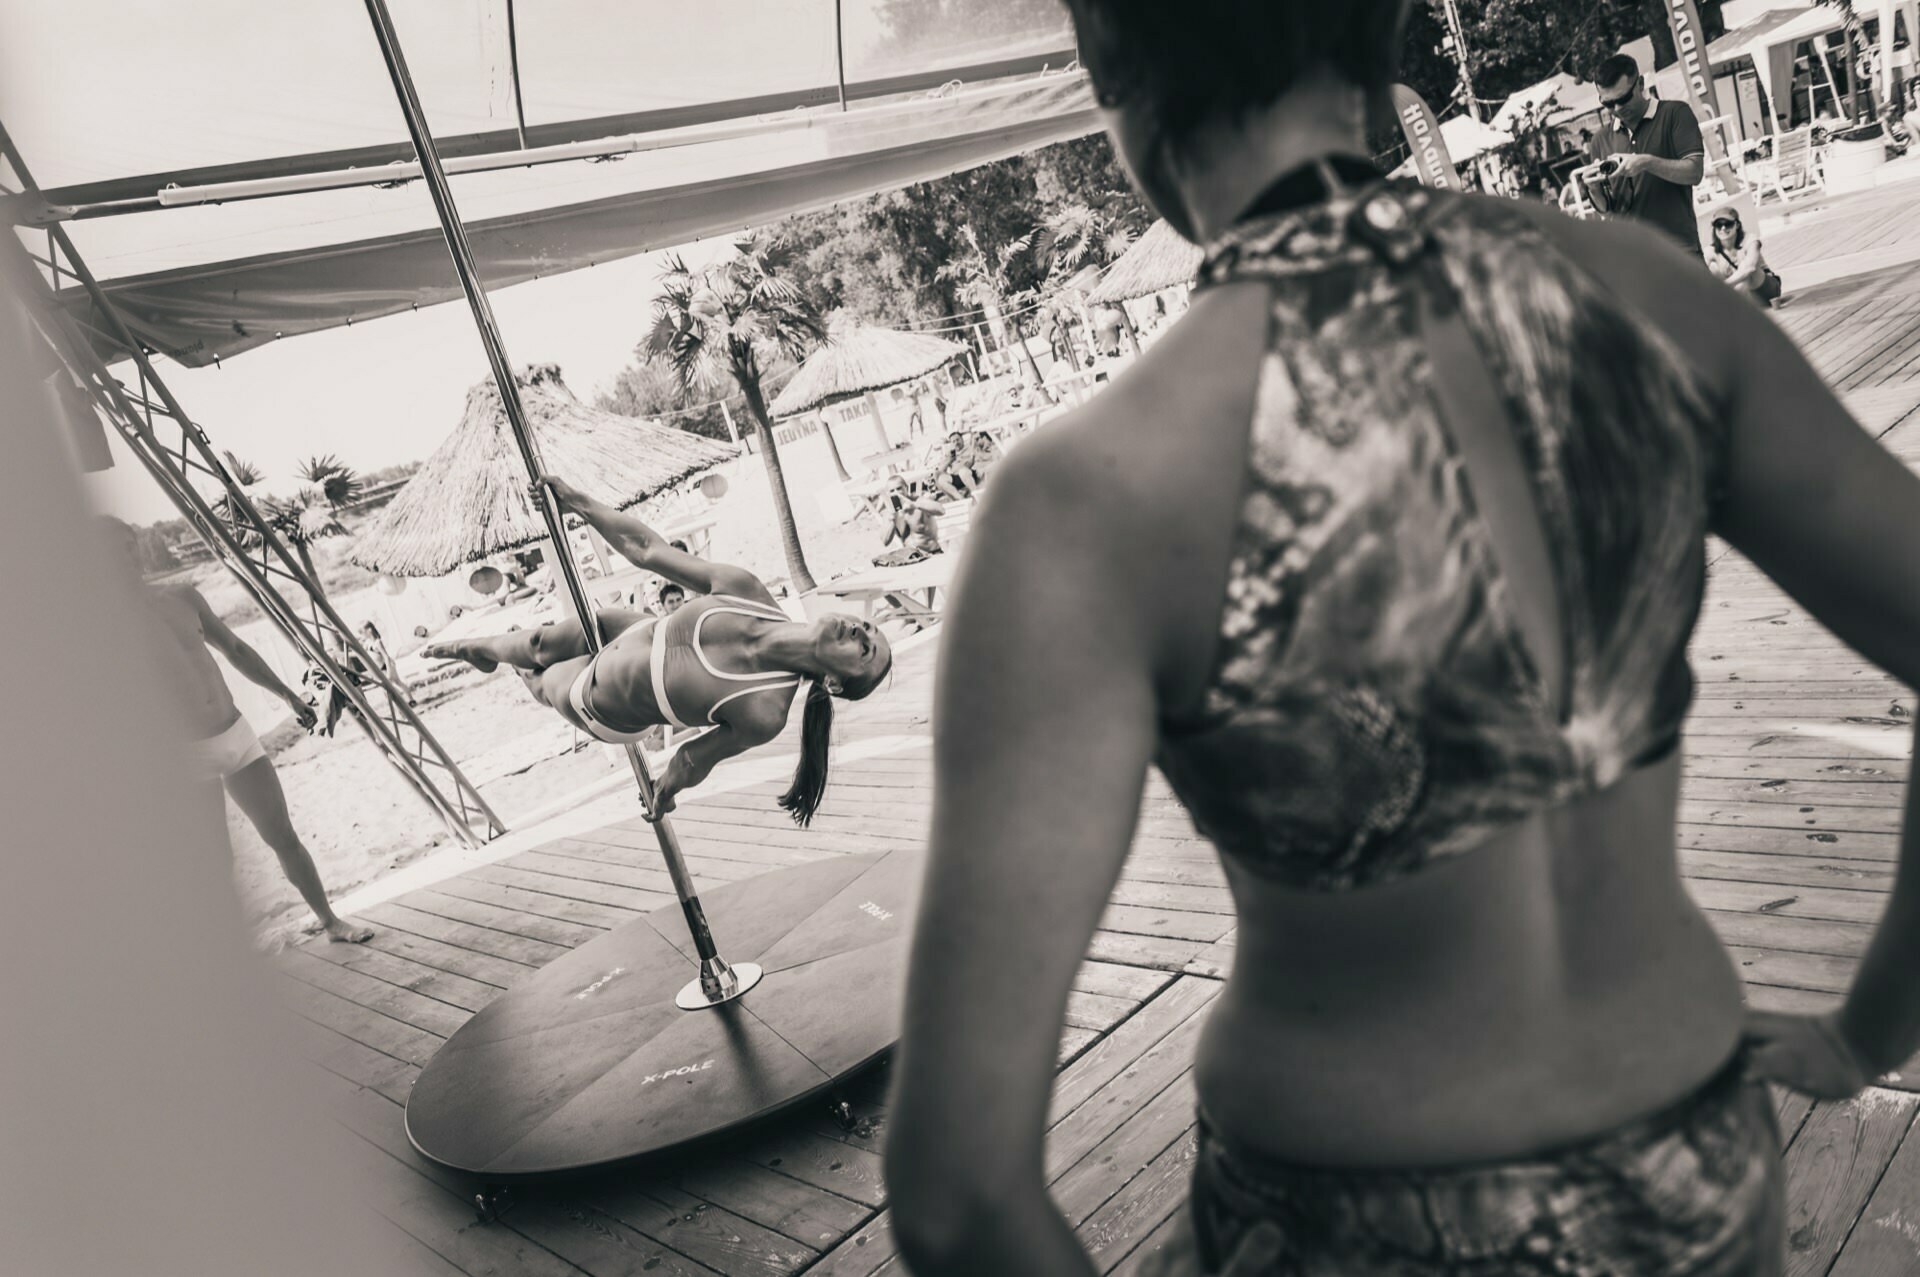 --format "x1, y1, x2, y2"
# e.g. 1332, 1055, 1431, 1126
643, 236, 824, 591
